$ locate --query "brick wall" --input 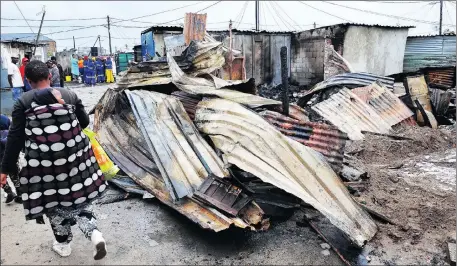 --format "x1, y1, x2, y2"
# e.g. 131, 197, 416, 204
290, 35, 325, 86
